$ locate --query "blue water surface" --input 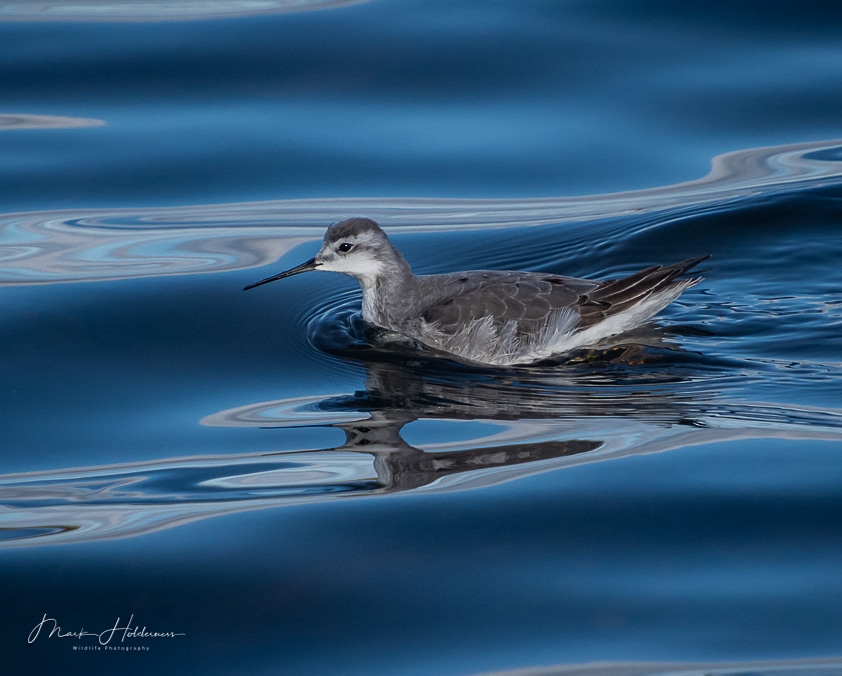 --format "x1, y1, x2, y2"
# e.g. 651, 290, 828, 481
2, 1, 842, 674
